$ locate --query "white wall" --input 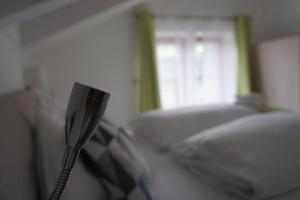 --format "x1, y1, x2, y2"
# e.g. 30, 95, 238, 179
22, 0, 300, 126
263, 0, 300, 40
0, 26, 24, 95
26, 0, 267, 126
29, 12, 137, 126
